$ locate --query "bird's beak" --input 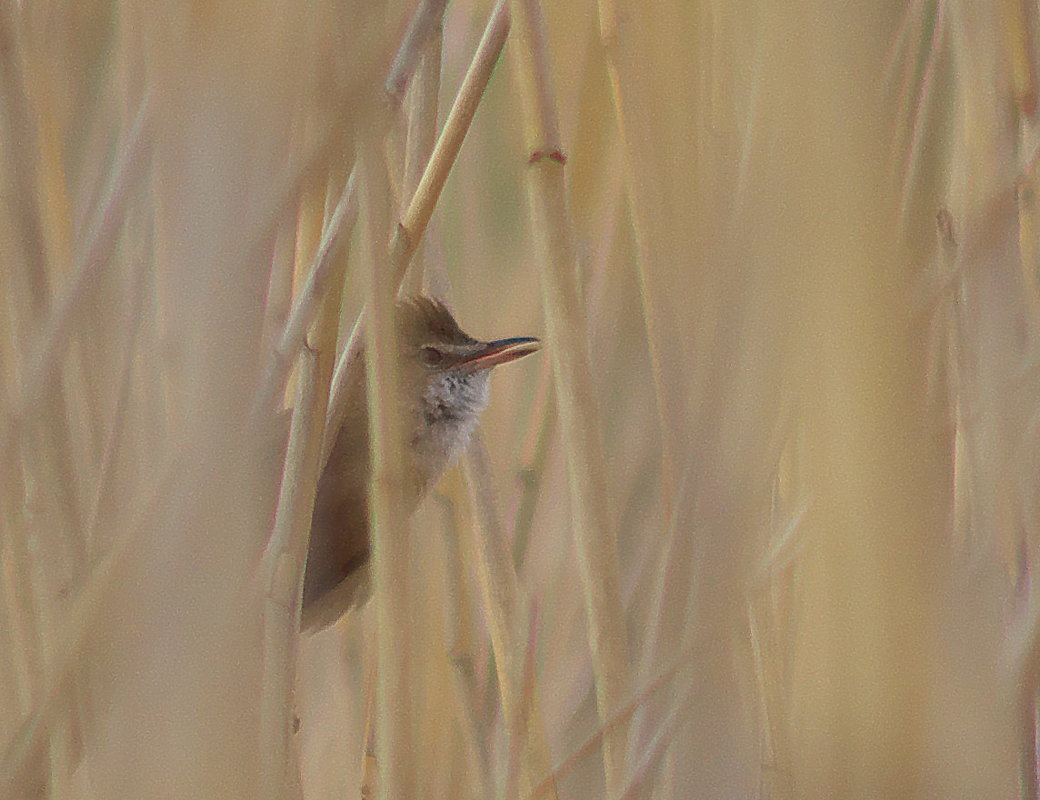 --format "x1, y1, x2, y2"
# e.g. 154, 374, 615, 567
456, 337, 541, 374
